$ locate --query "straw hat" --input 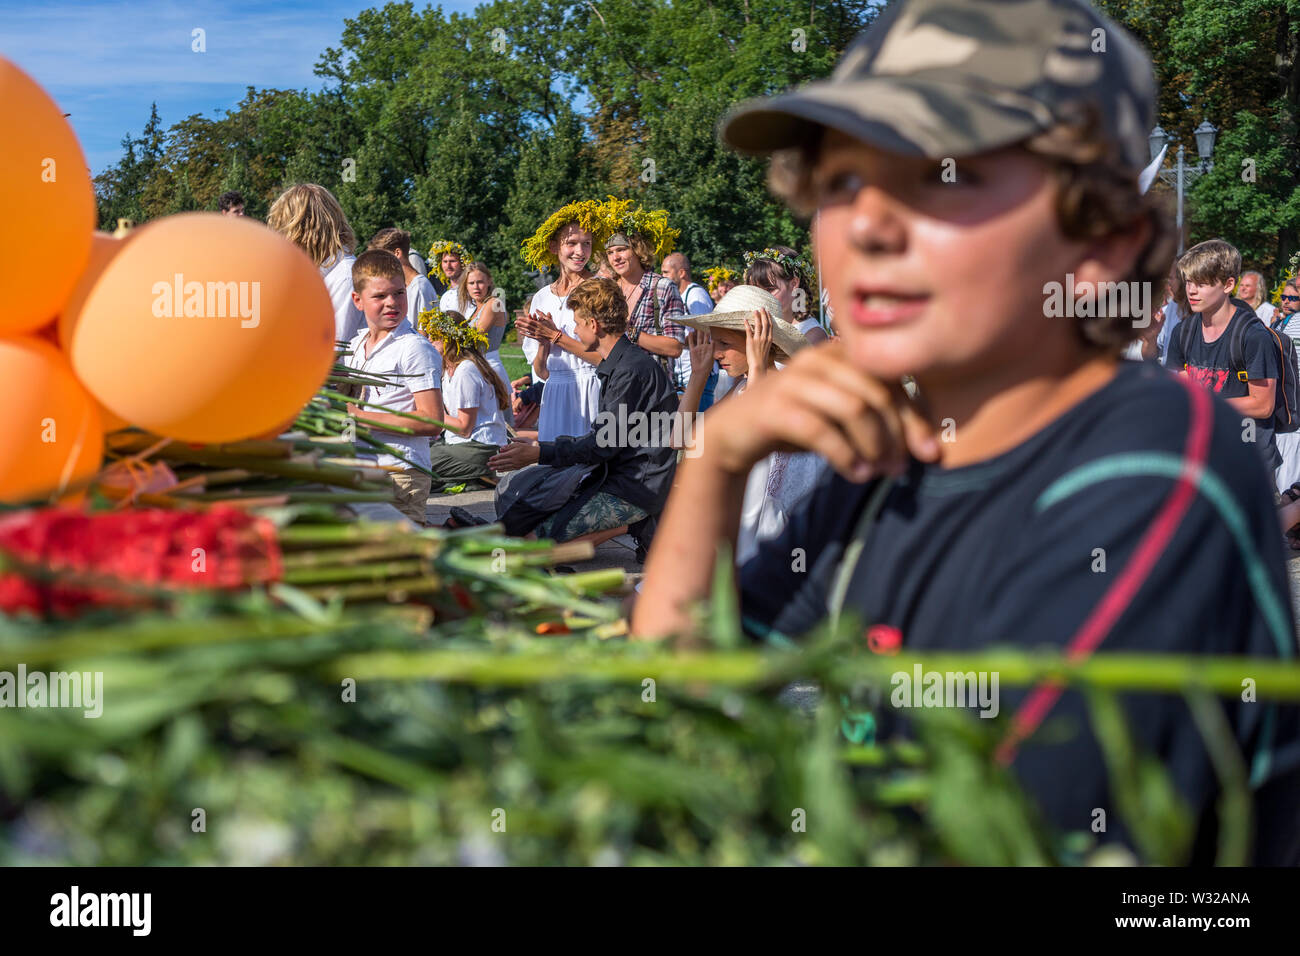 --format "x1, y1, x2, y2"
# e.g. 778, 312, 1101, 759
676, 285, 808, 360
